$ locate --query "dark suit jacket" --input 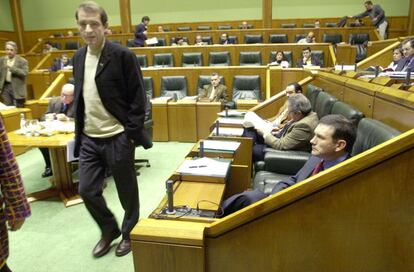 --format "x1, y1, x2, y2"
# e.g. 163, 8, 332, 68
45, 97, 74, 118
134, 23, 147, 46
296, 56, 322, 68
198, 84, 227, 102
72, 41, 152, 157
49, 60, 72, 72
